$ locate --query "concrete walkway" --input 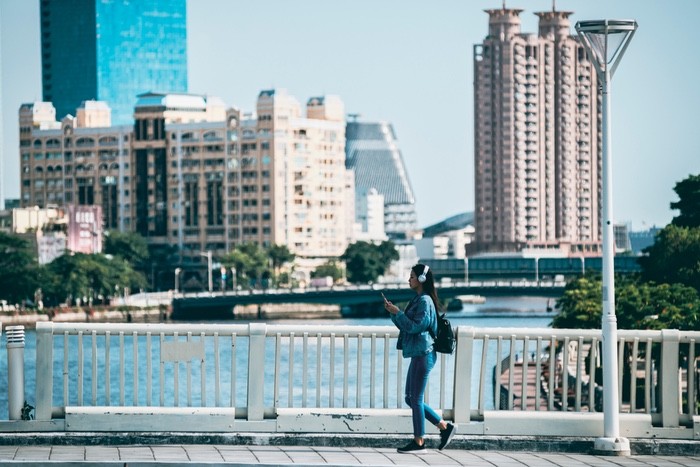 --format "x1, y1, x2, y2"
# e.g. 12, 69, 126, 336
1, 443, 700, 466
1, 433, 699, 466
